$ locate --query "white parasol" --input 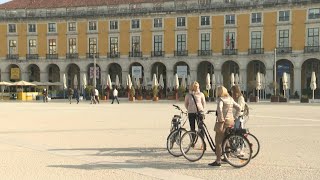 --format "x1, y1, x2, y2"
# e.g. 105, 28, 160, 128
256, 72, 261, 90
159, 74, 164, 89
152, 74, 158, 88
143, 76, 148, 89
216, 74, 220, 85
310, 71, 317, 100
206, 73, 211, 90
12, 80, 36, 86
174, 74, 179, 90
82, 73, 87, 89
235, 73, 239, 85
63, 74, 67, 89
181, 75, 186, 89
115, 75, 120, 88
107, 74, 112, 90
128, 74, 132, 89
73, 74, 78, 89
211, 74, 216, 90
136, 77, 141, 88
230, 73, 235, 87
167, 77, 172, 89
